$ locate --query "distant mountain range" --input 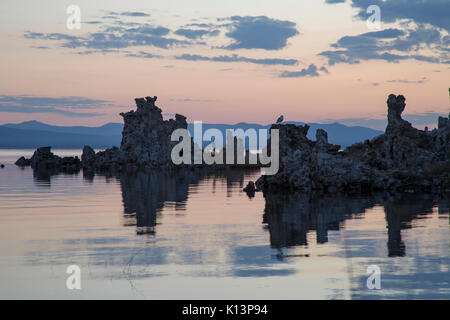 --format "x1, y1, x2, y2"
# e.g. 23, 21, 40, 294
0, 120, 383, 149
191, 122, 384, 149
0, 121, 123, 149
